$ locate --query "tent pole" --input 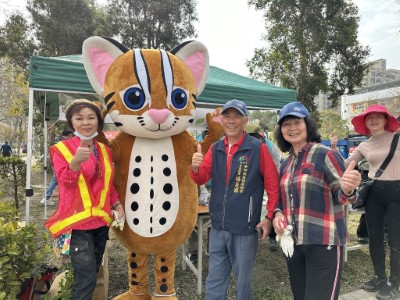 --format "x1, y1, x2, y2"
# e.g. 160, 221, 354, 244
43, 95, 48, 218
25, 89, 34, 225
